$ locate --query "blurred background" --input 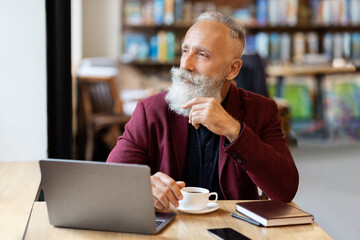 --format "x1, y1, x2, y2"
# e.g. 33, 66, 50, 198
1, 0, 359, 239
73, 0, 360, 161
